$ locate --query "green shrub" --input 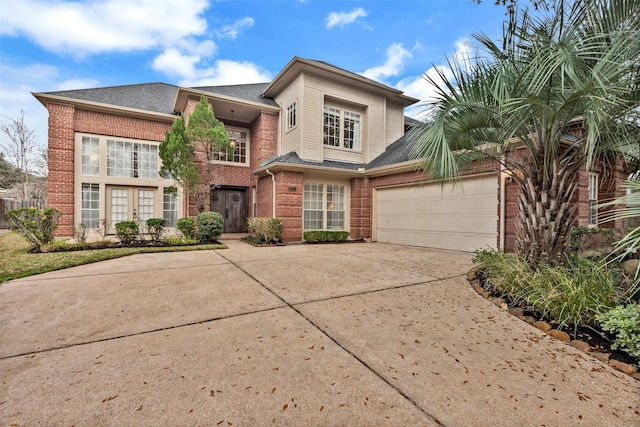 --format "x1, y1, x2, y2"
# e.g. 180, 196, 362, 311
196, 211, 224, 243
5, 207, 61, 251
176, 217, 196, 240
115, 221, 139, 245
596, 304, 640, 358
473, 250, 620, 332
145, 218, 165, 242
247, 217, 283, 243
303, 230, 350, 243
